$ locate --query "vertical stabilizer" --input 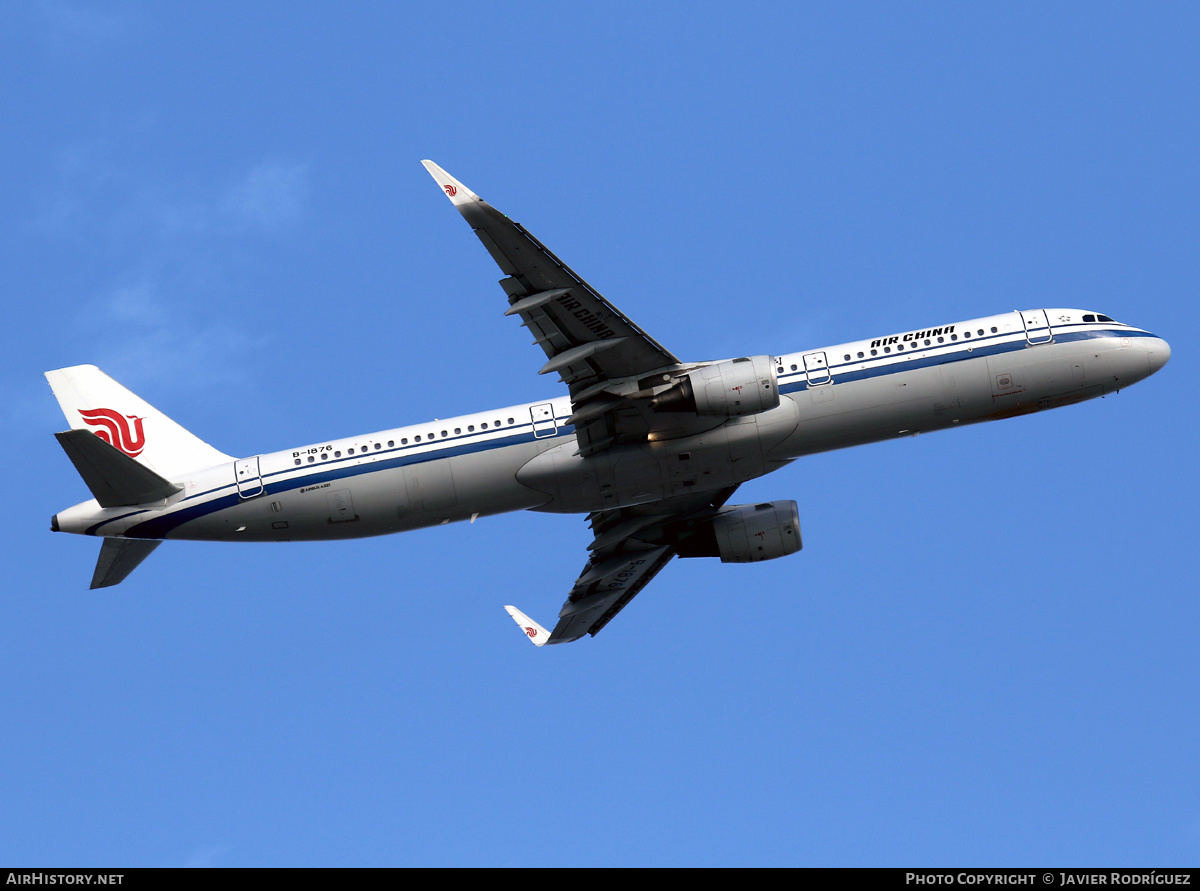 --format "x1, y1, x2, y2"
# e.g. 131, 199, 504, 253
45, 365, 232, 479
